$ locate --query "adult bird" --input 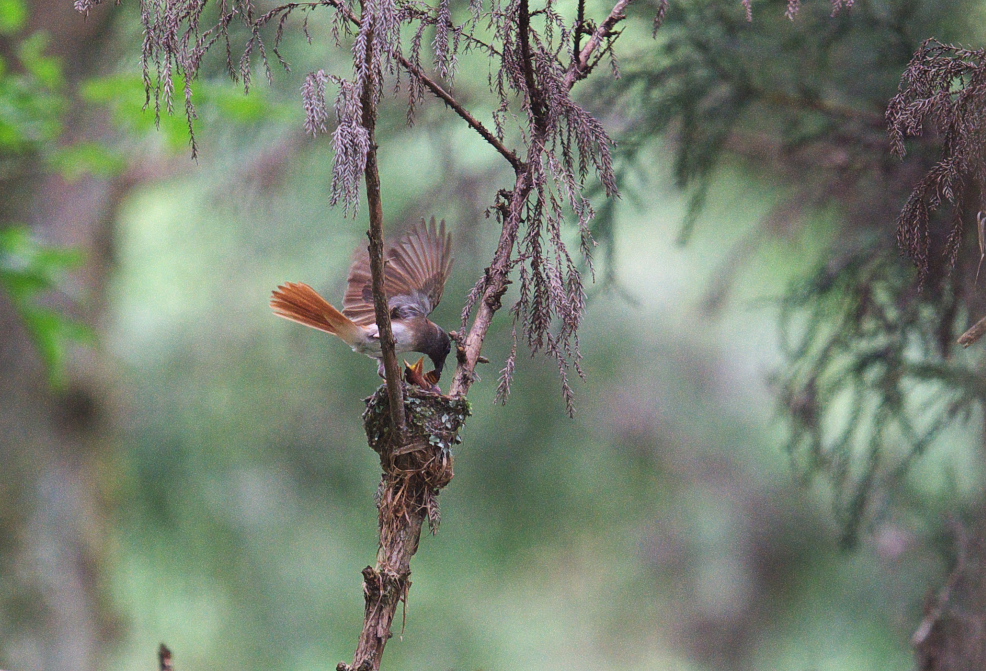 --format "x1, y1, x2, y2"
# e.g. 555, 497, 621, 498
270, 218, 454, 387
